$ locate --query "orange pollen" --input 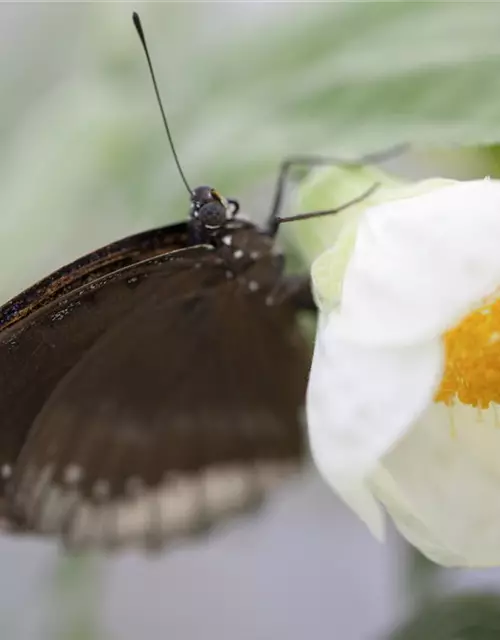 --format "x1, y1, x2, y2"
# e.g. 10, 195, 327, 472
435, 296, 500, 409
